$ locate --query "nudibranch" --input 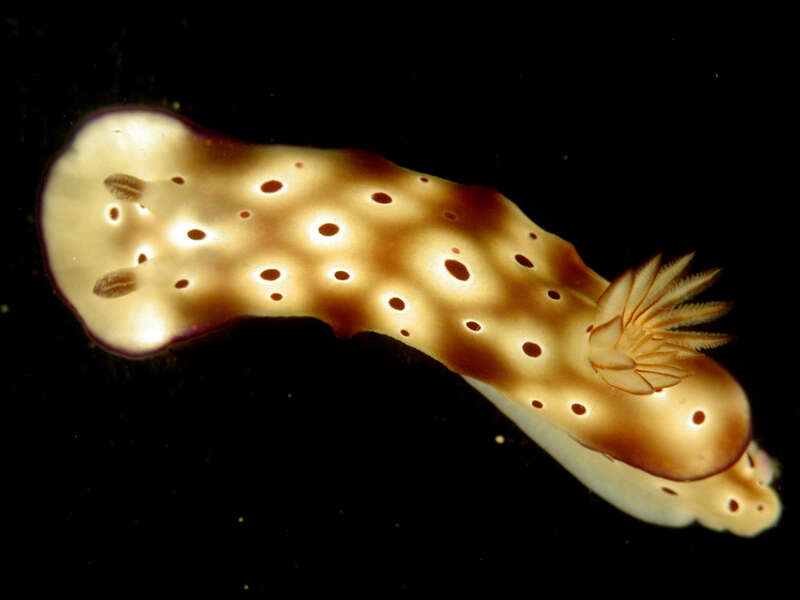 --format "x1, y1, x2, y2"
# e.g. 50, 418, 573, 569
39, 108, 781, 536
